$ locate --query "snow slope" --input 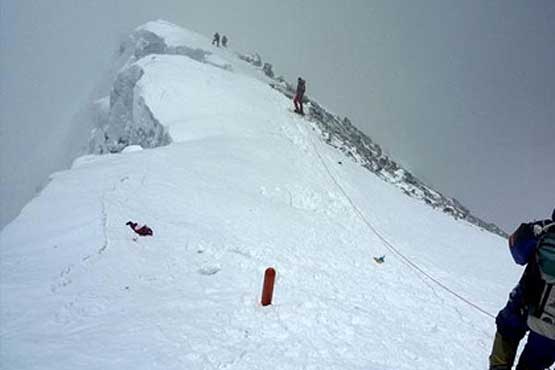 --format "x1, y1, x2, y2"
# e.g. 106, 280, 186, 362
1, 20, 523, 369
